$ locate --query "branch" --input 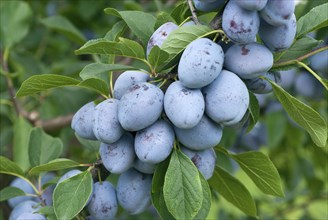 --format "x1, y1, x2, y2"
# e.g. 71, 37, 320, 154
187, 0, 200, 25
35, 114, 74, 132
